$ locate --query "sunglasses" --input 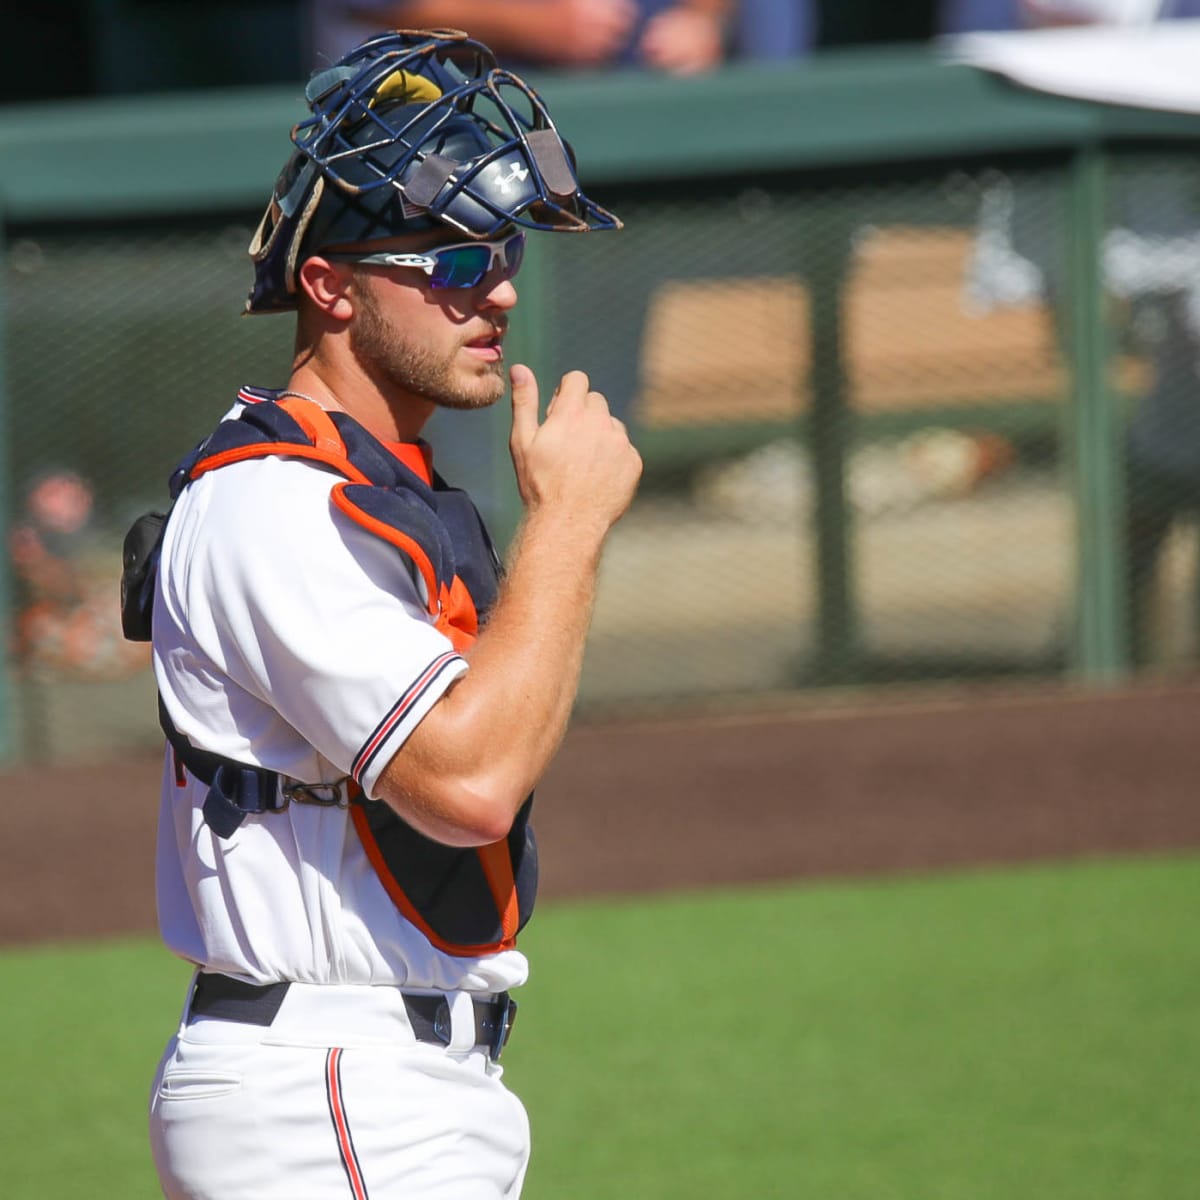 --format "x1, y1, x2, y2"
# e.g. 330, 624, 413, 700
324, 232, 526, 290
